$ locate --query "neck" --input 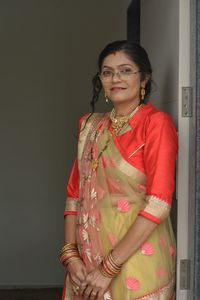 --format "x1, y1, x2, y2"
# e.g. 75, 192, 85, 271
113, 99, 141, 117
